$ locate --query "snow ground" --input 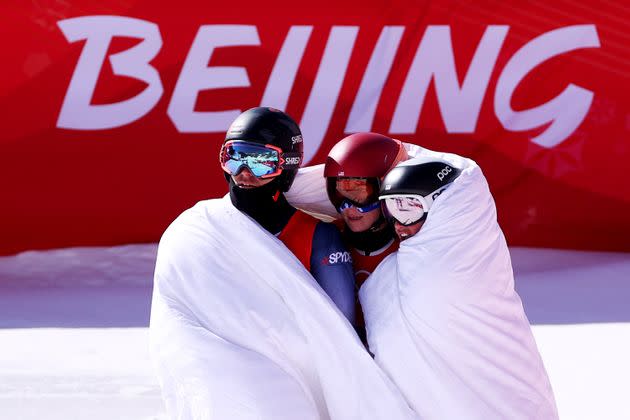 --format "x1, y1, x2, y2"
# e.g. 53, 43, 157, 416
1, 245, 629, 420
